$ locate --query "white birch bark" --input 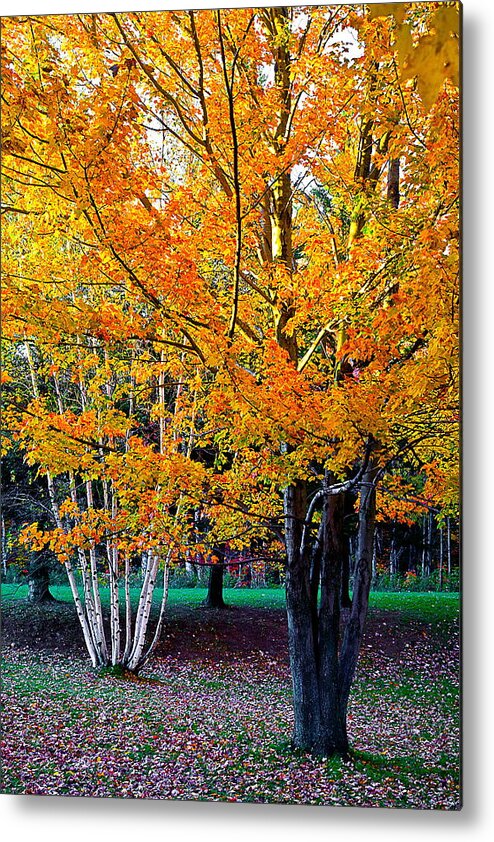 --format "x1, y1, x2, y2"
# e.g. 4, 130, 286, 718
64, 557, 100, 668
83, 479, 108, 660
54, 370, 108, 661
123, 554, 133, 662
108, 483, 120, 665
126, 551, 160, 671
122, 367, 134, 662
26, 339, 100, 665
135, 561, 170, 671
126, 350, 172, 670
127, 551, 155, 662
